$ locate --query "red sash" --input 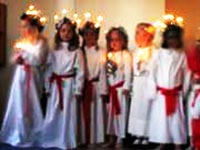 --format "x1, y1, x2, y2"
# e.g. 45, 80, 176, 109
109, 81, 124, 115
83, 77, 99, 144
192, 119, 200, 147
157, 85, 182, 116
50, 72, 75, 110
